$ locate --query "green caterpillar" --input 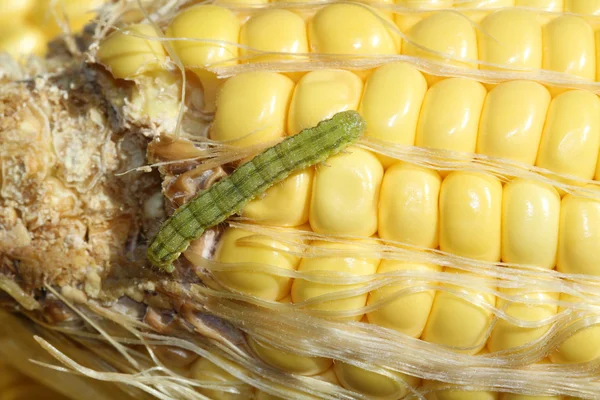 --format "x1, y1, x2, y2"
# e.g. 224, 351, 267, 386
147, 110, 366, 272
